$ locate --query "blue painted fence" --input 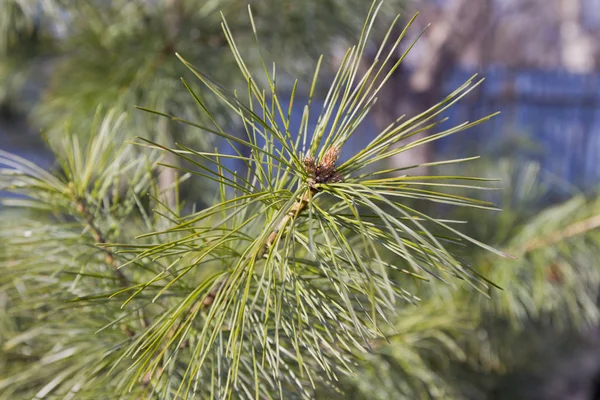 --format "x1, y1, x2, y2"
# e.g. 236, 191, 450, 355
438, 67, 600, 187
